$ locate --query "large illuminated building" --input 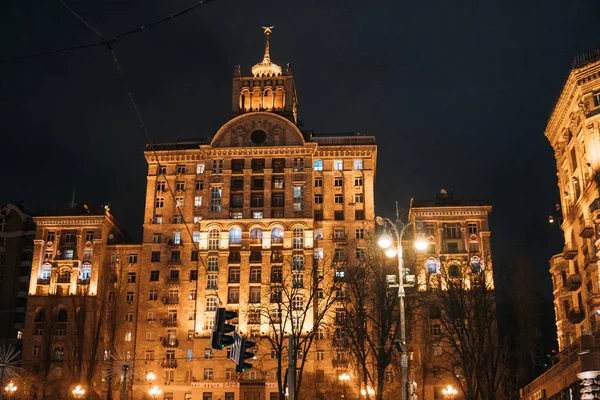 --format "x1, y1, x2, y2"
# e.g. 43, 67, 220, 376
21, 29, 377, 400
521, 47, 600, 399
